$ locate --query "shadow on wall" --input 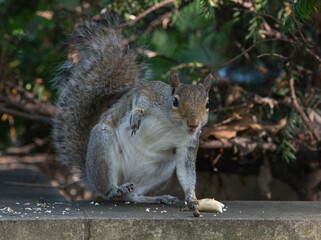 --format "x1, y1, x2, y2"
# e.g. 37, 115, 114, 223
159, 172, 298, 201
